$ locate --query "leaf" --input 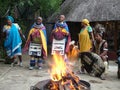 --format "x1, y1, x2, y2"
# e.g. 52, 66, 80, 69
19, 1, 24, 6
27, 0, 33, 6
